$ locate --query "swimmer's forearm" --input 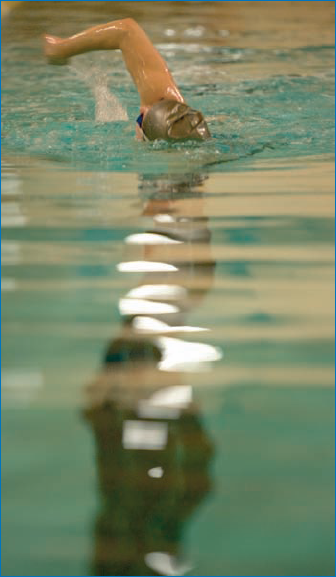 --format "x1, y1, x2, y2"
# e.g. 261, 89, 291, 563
45, 19, 132, 59
44, 18, 184, 107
